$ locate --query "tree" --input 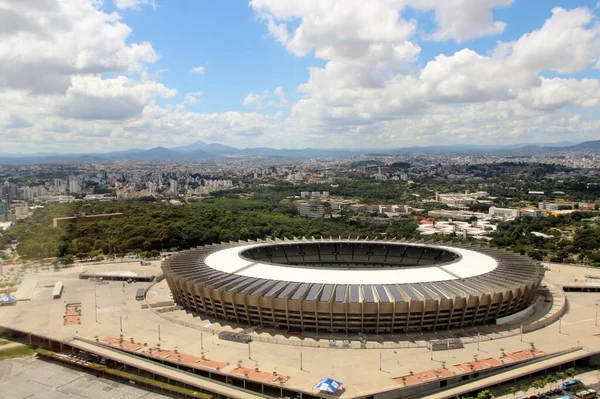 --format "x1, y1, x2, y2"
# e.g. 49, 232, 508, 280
507, 387, 517, 398
531, 379, 546, 393
565, 367, 577, 379
475, 389, 493, 399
